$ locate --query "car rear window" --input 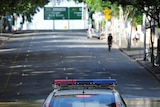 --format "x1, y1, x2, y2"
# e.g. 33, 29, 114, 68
49, 94, 116, 107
